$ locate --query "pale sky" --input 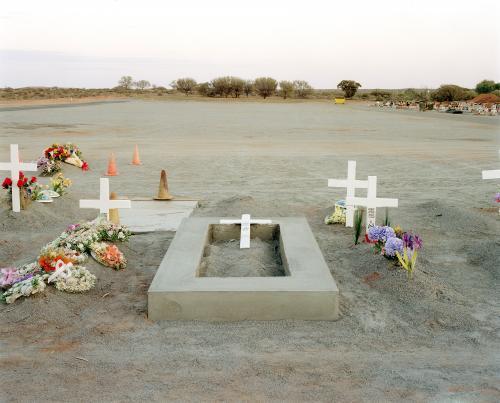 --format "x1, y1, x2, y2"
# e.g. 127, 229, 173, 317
1, 0, 499, 89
